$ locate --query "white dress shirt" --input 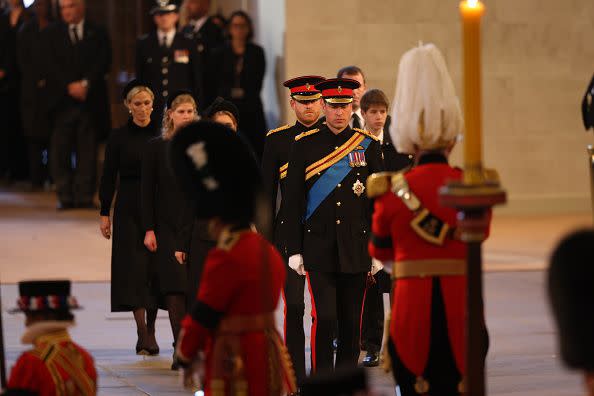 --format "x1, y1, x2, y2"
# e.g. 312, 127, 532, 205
68, 19, 84, 44
157, 29, 175, 48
